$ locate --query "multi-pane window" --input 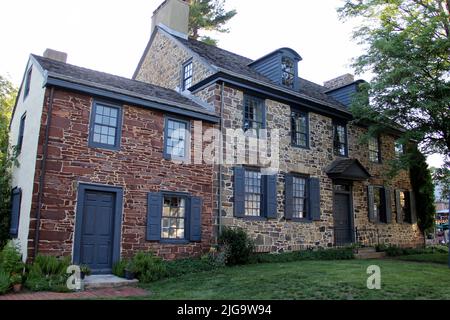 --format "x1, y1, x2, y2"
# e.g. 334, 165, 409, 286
161, 196, 186, 240
333, 123, 347, 156
291, 111, 308, 148
292, 176, 308, 219
17, 113, 26, 153
369, 136, 381, 163
282, 57, 295, 88
373, 187, 387, 223
165, 118, 189, 160
398, 191, 411, 223
244, 95, 265, 131
24, 67, 32, 99
394, 141, 405, 158
90, 103, 121, 148
182, 61, 193, 91
244, 169, 262, 217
